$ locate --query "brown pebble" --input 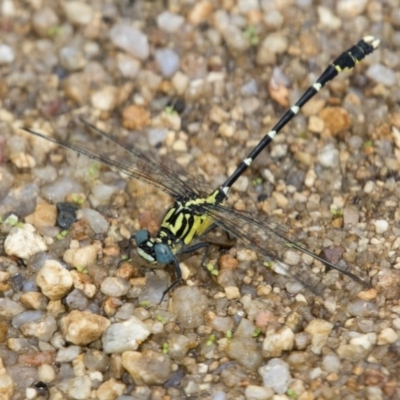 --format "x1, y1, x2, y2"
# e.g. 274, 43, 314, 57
19, 350, 55, 366
319, 107, 350, 135
188, 1, 214, 25
122, 105, 151, 130
103, 245, 120, 257
357, 288, 377, 301
115, 262, 139, 280
219, 254, 238, 270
